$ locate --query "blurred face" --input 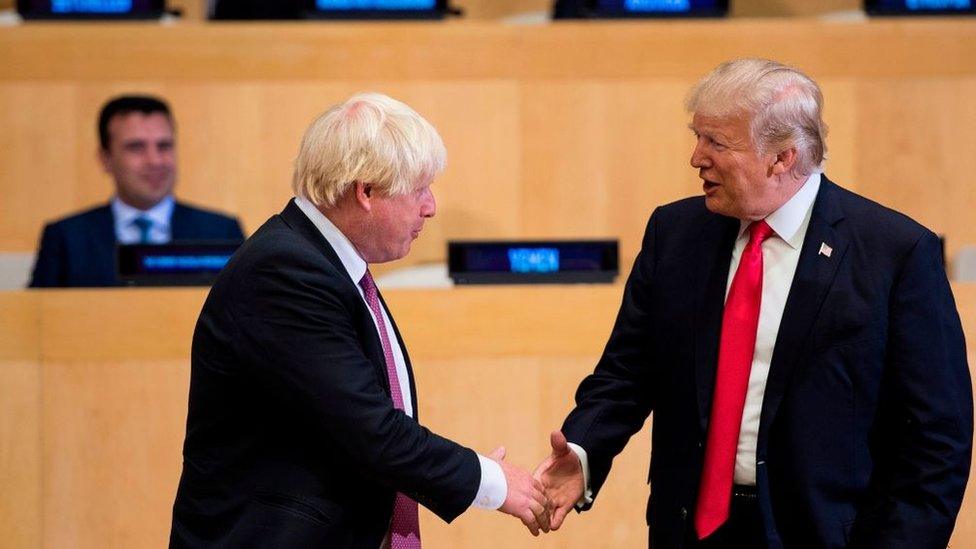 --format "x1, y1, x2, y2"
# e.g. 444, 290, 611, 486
99, 112, 176, 210
360, 181, 436, 263
689, 112, 785, 221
